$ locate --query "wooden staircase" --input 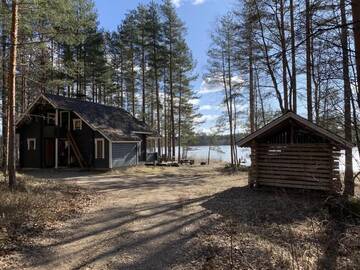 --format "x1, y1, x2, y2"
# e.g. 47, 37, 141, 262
67, 131, 87, 168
